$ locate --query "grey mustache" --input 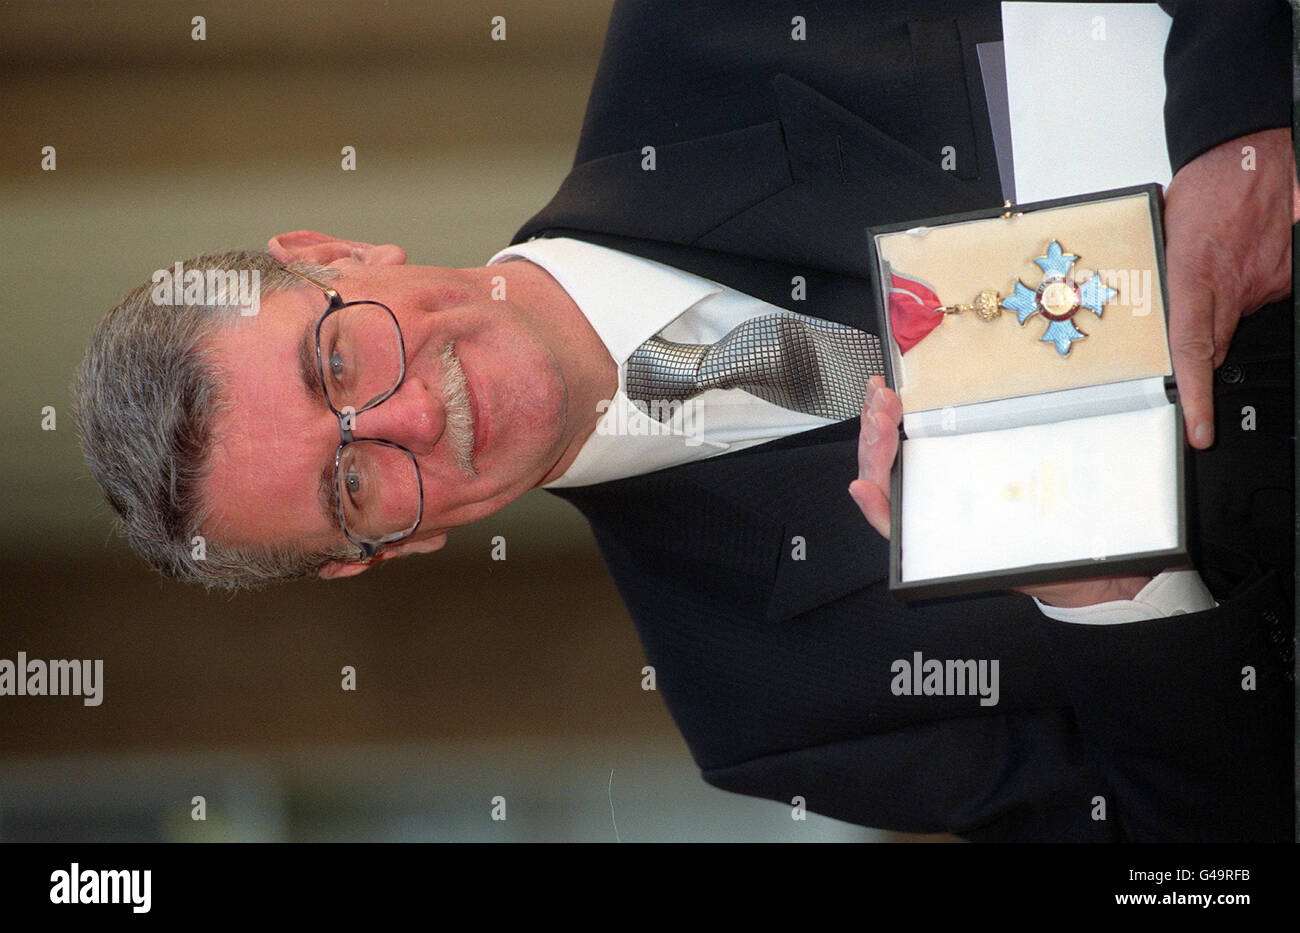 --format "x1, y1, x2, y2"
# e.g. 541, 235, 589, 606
440, 342, 477, 476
